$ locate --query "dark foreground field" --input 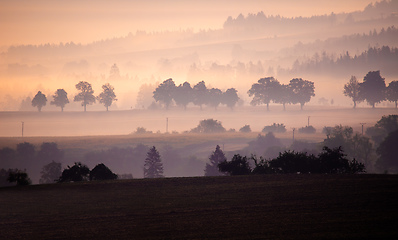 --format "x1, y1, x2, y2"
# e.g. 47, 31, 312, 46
0, 174, 397, 239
